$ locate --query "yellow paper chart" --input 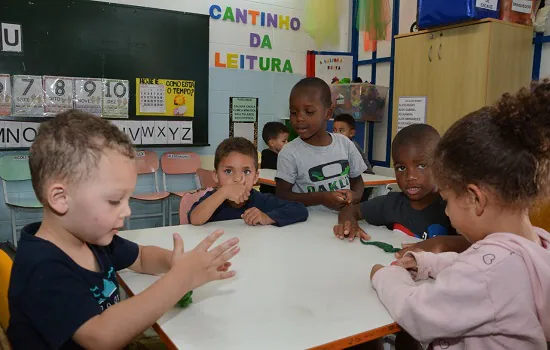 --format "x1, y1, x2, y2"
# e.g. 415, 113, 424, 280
136, 78, 195, 117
